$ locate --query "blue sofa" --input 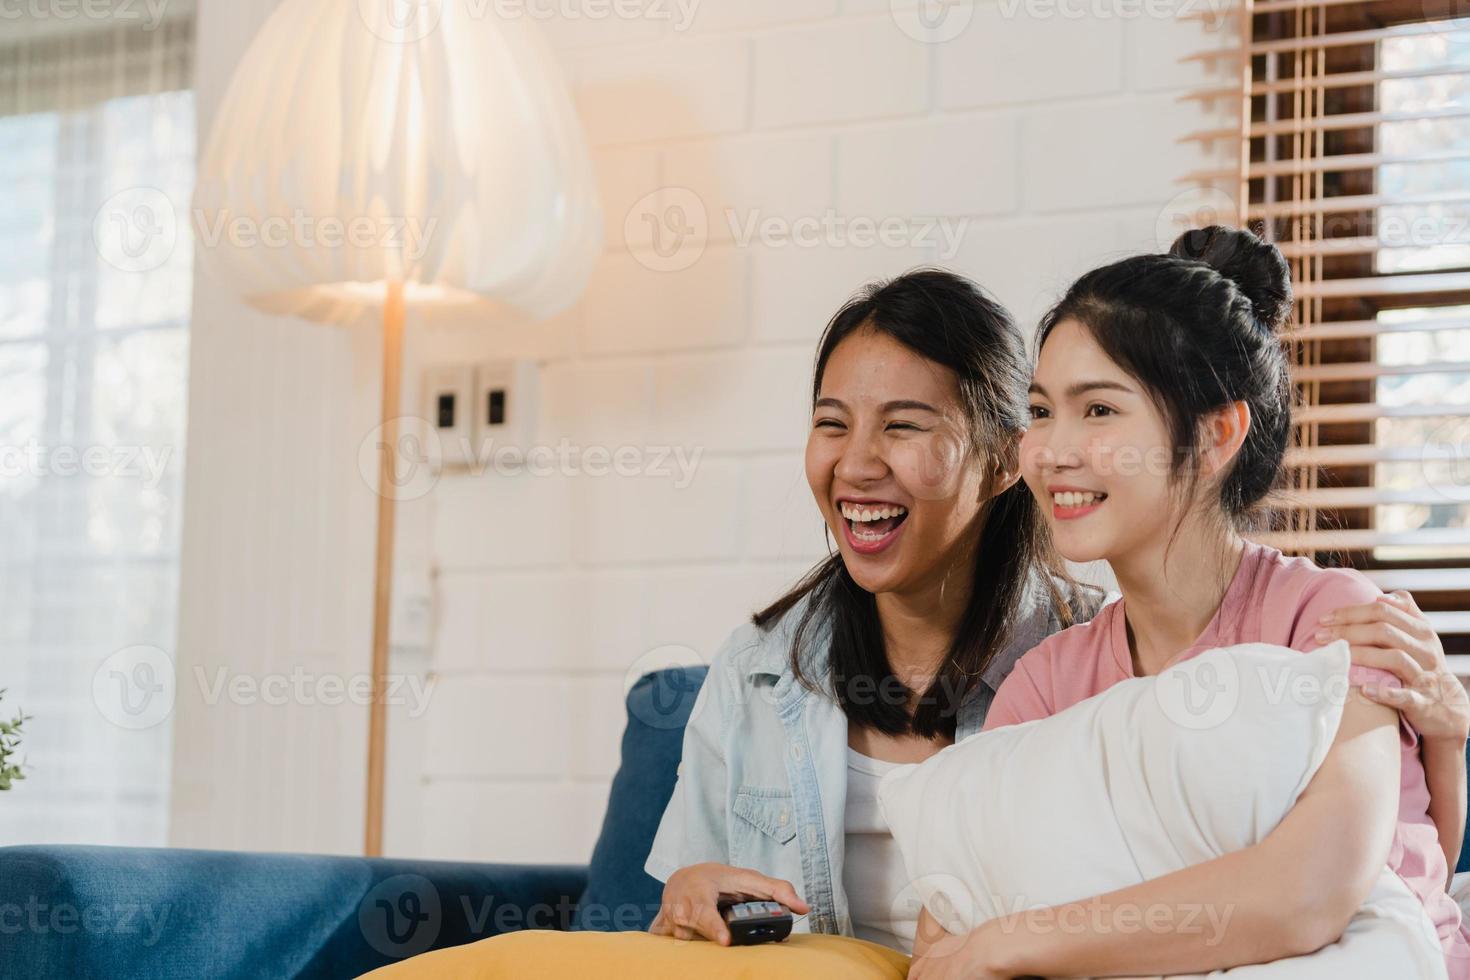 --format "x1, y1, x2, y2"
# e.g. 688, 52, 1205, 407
0, 666, 708, 979
3, 663, 1469, 979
